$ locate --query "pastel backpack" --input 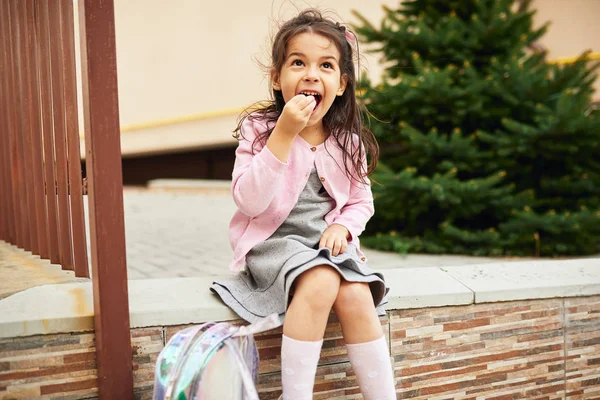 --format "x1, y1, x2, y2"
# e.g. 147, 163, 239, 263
152, 314, 281, 400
